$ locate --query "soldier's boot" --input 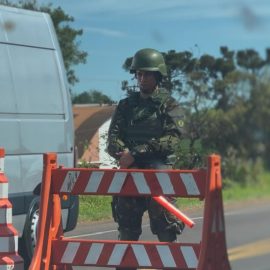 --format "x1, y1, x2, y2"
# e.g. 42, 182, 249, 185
116, 229, 140, 270
157, 230, 177, 242
157, 220, 186, 242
